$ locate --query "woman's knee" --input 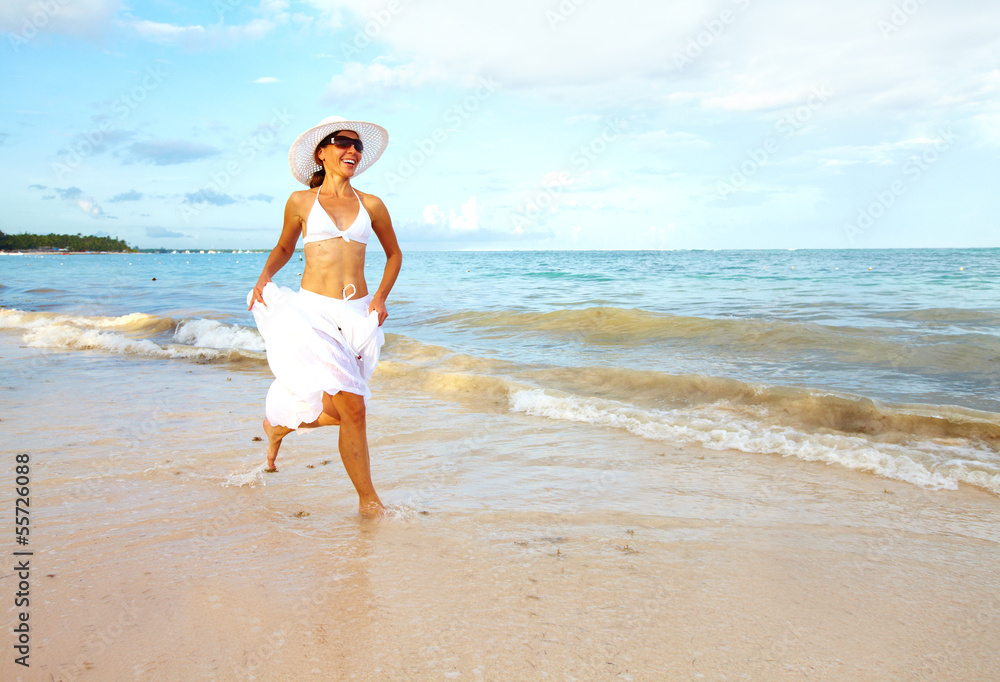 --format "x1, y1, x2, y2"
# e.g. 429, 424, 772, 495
321, 393, 342, 420
337, 393, 366, 423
